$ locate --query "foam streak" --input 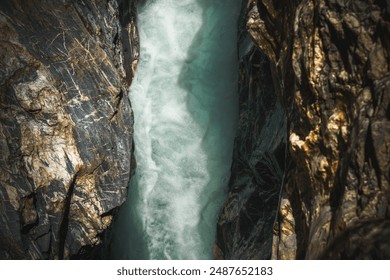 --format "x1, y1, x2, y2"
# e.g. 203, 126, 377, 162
111, 0, 240, 260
